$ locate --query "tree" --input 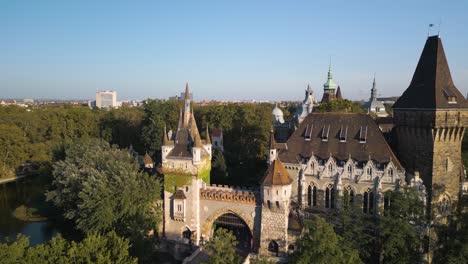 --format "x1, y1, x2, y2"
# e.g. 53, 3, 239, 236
204, 228, 240, 264
290, 216, 361, 264
0, 232, 137, 264
315, 99, 365, 113
46, 138, 162, 253
375, 187, 425, 264
140, 100, 180, 159
0, 124, 28, 177
433, 198, 468, 264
